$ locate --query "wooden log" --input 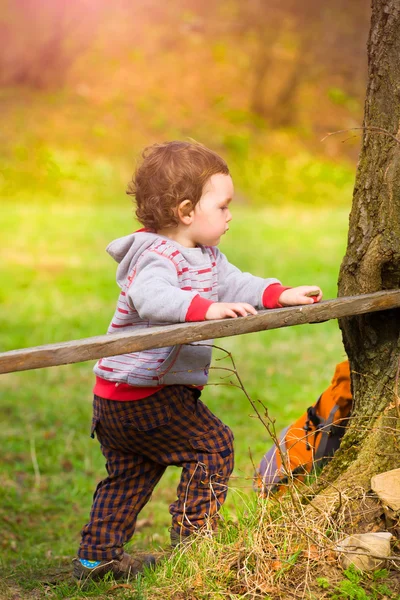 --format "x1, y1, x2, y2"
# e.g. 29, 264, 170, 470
0, 290, 400, 375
